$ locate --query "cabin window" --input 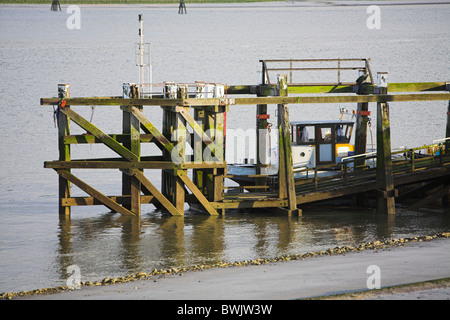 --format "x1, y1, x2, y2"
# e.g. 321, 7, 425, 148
336, 124, 351, 143
291, 126, 296, 144
319, 127, 332, 143
296, 125, 315, 144
319, 144, 333, 162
